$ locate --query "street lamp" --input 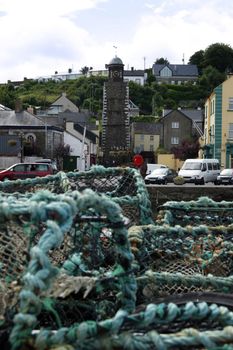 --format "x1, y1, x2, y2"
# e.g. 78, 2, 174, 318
18, 132, 24, 163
